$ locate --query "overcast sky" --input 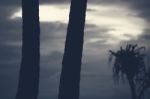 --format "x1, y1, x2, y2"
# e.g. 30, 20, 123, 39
0, 0, 150, 99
